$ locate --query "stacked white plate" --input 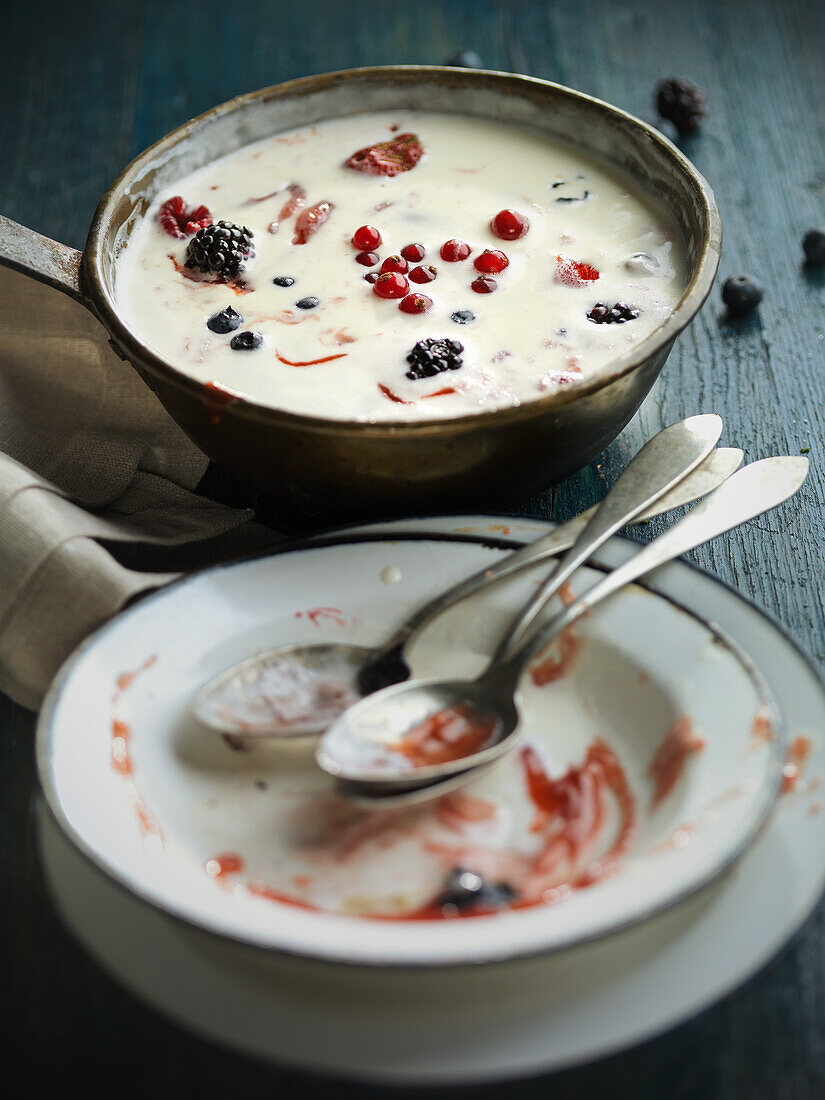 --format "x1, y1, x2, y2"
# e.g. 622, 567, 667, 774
37, 515, 825, 1084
